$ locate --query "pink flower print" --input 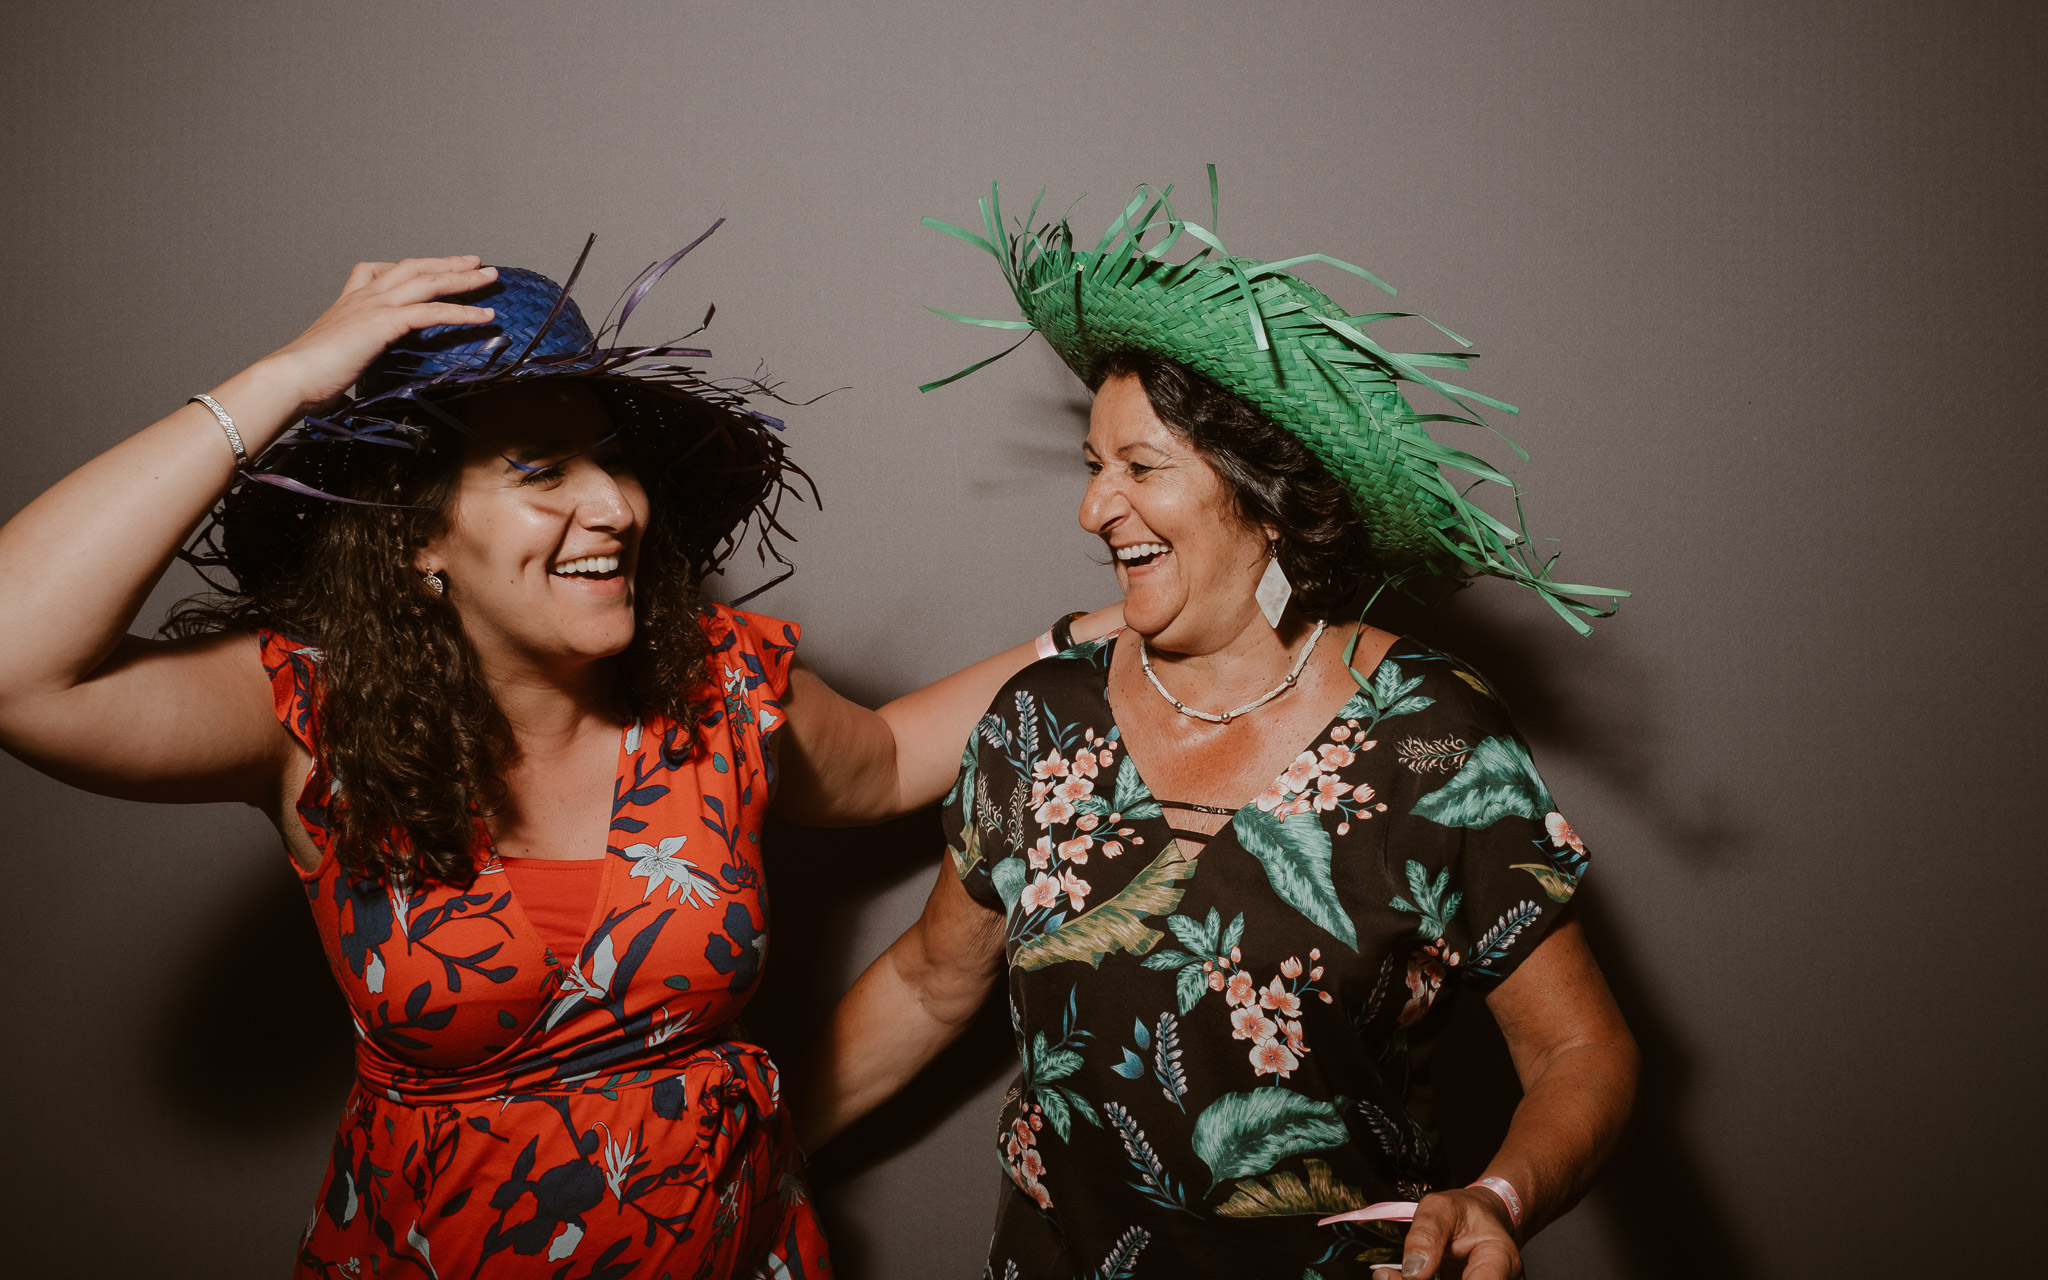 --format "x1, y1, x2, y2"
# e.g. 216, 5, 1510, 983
1033, 750, 1069, 781
1546, 811, 1586, 855
1012, 1117, 1035, 1148
1027, 836, 1053, 870
1070, 749, 1099, 779
1230, 1006, 1278, 1042
1313, 774, 1352, 812
1259, 977, 1303, 1019
1280, 956, 1304, 979
1028, 1110, 1043, 1130
1029, 778, 1054, 809
1283, 751, 1321, 790
1331, 725, 1350, 742
1317, 743, 1356, 770
1398, 939, 1460, 1028
1310, 965, 1324, 981
1249, 1037, 1300, 1078
1100, 840, 1124, 859
1253, 781, 1289, 813
1022, 872, 1061, 912
1208, 968, 1227, 992
1230, 945, 1242, 963
1026, 1181, 1053, 1210
1058, 835, 1093, 864
1279, 795, 1317, 819
1309, 948, 1320, 961
1225, 971, 1258, 1007
1035, 796, 1076, 826
1077, 813, 1100, 832
1017, 1147, 1046, 1179
1058, 866, 1091, 911
1283, 1018, 1310, 1055
1054, 776, 1094, 804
